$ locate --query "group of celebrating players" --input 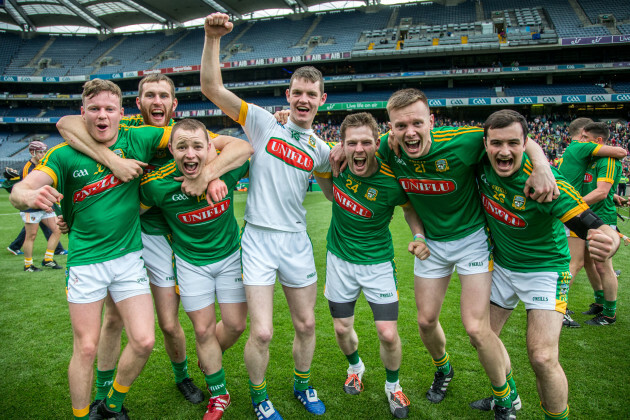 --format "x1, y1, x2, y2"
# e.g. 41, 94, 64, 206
9, 12, 624, 420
